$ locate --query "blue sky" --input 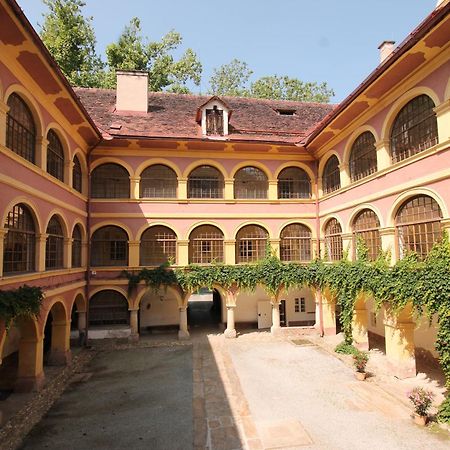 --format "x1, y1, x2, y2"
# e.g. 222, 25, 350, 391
17, 0, 437, 102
